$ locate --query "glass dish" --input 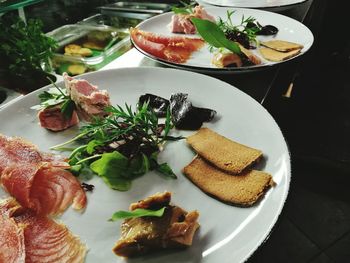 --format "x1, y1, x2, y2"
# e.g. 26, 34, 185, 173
47, 24, 131, 76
